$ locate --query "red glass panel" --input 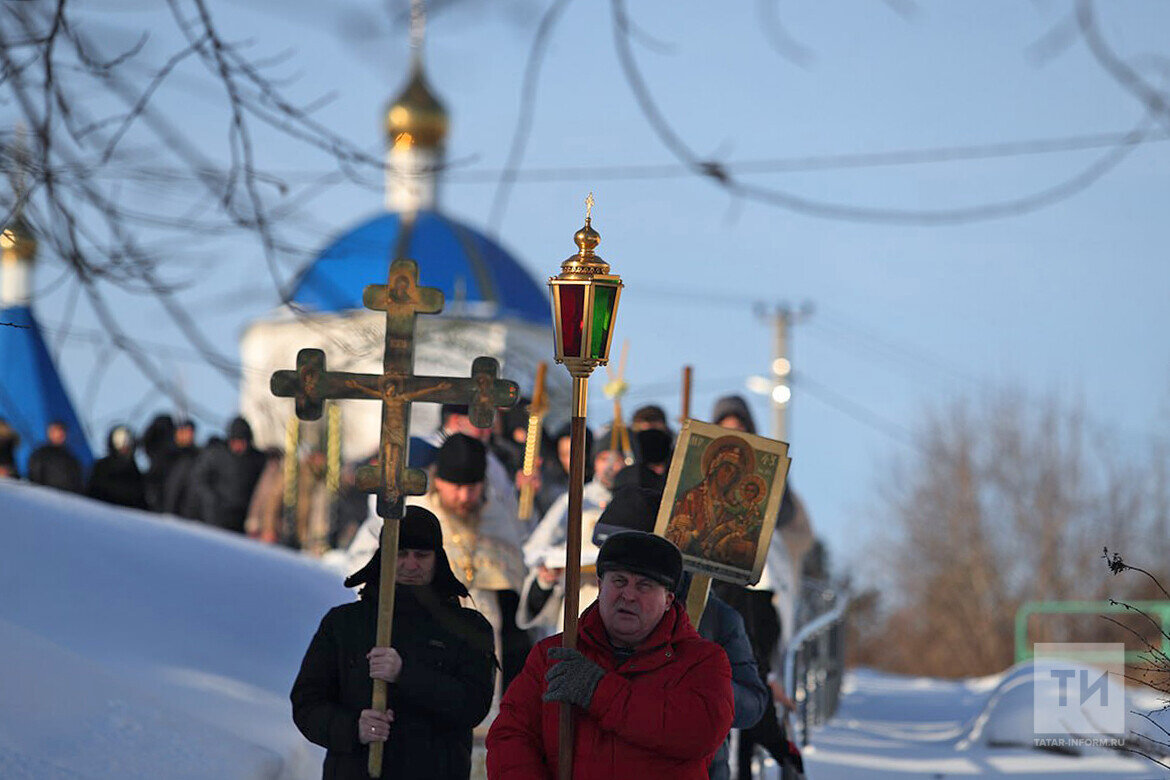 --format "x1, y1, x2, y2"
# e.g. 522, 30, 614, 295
558, 284, 585, 357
